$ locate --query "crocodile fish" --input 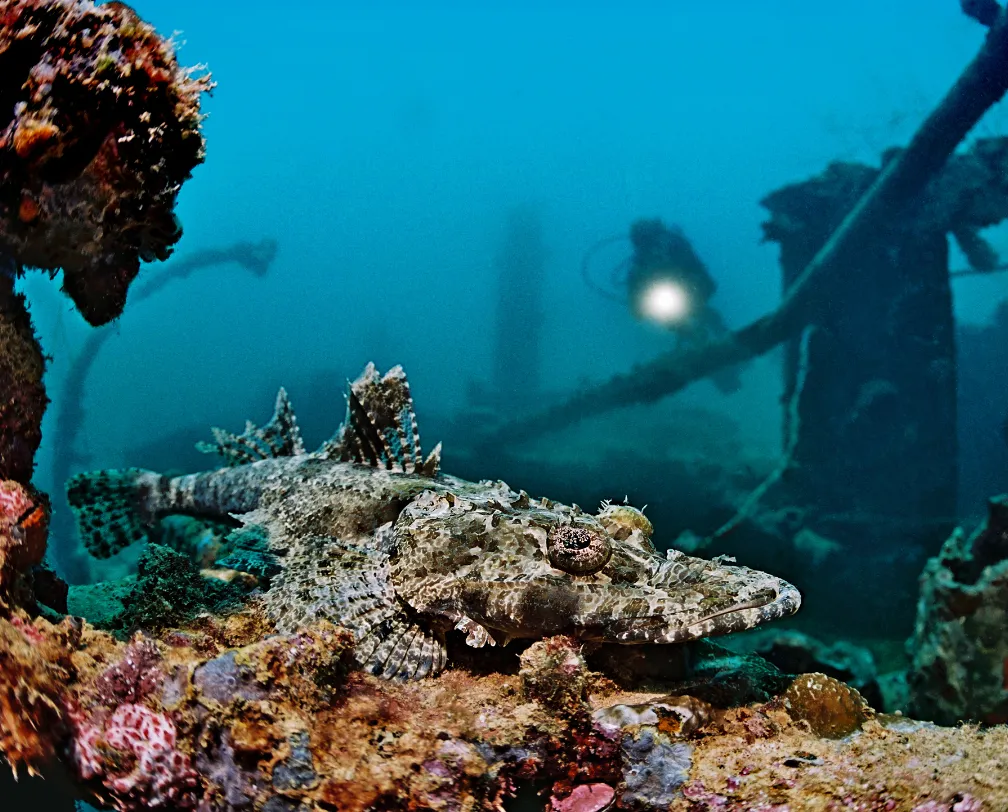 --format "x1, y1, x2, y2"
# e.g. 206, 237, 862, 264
68, 363, 801, 680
